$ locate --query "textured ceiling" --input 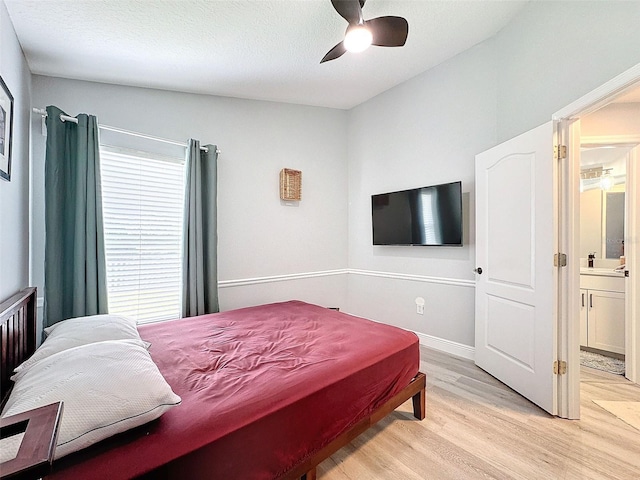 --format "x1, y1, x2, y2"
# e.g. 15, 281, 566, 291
5, 0, 528, 109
